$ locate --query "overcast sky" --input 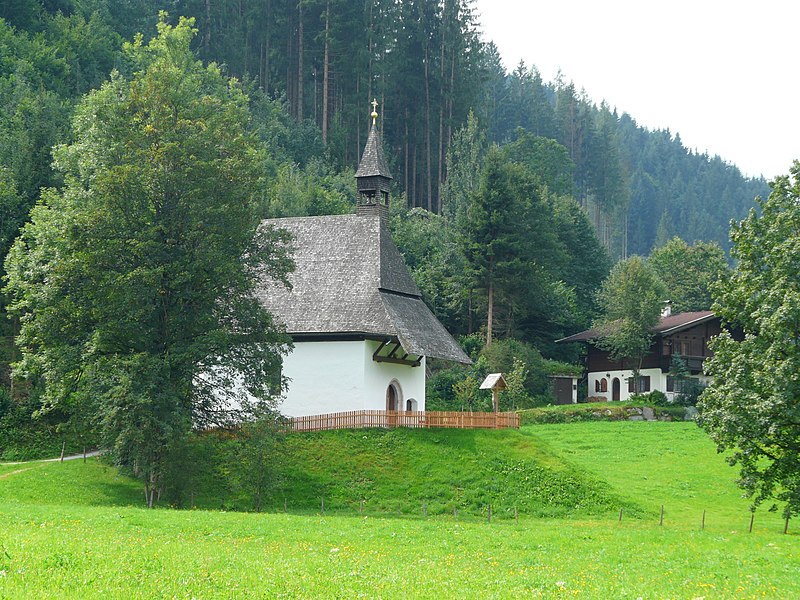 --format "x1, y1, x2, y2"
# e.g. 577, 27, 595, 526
474, 0, 798, 181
